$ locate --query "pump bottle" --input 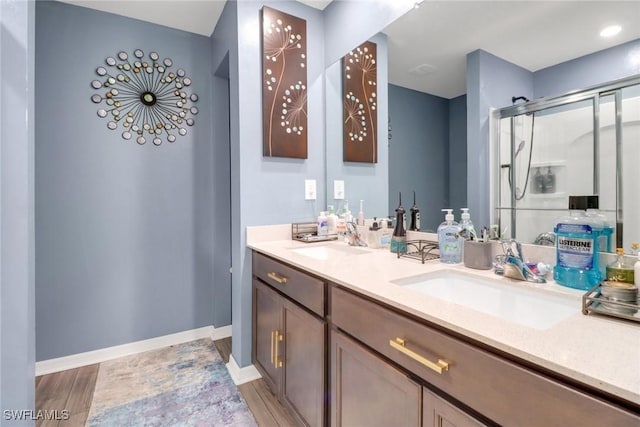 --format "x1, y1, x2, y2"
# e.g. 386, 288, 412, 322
459, 208, 475, 240
437, 209, 462, 263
